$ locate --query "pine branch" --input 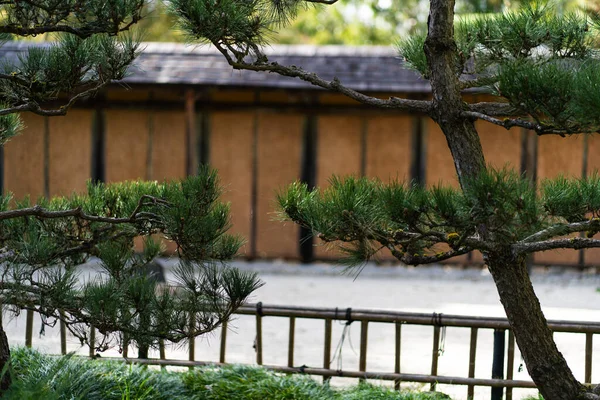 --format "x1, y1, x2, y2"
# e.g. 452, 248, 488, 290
0, 79, 110, 117
55, 230, 140, 260
373, 226, 492, 251
213, 43, 432, 113
467, 102, 520, 117
0, 21, 138, 39
392, 245, 472, 265
513, 237, 600, 254
0, 0, 143, 38
461, 110, 598, 136
0, 194, 168, 223
522, 220, 600, 243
